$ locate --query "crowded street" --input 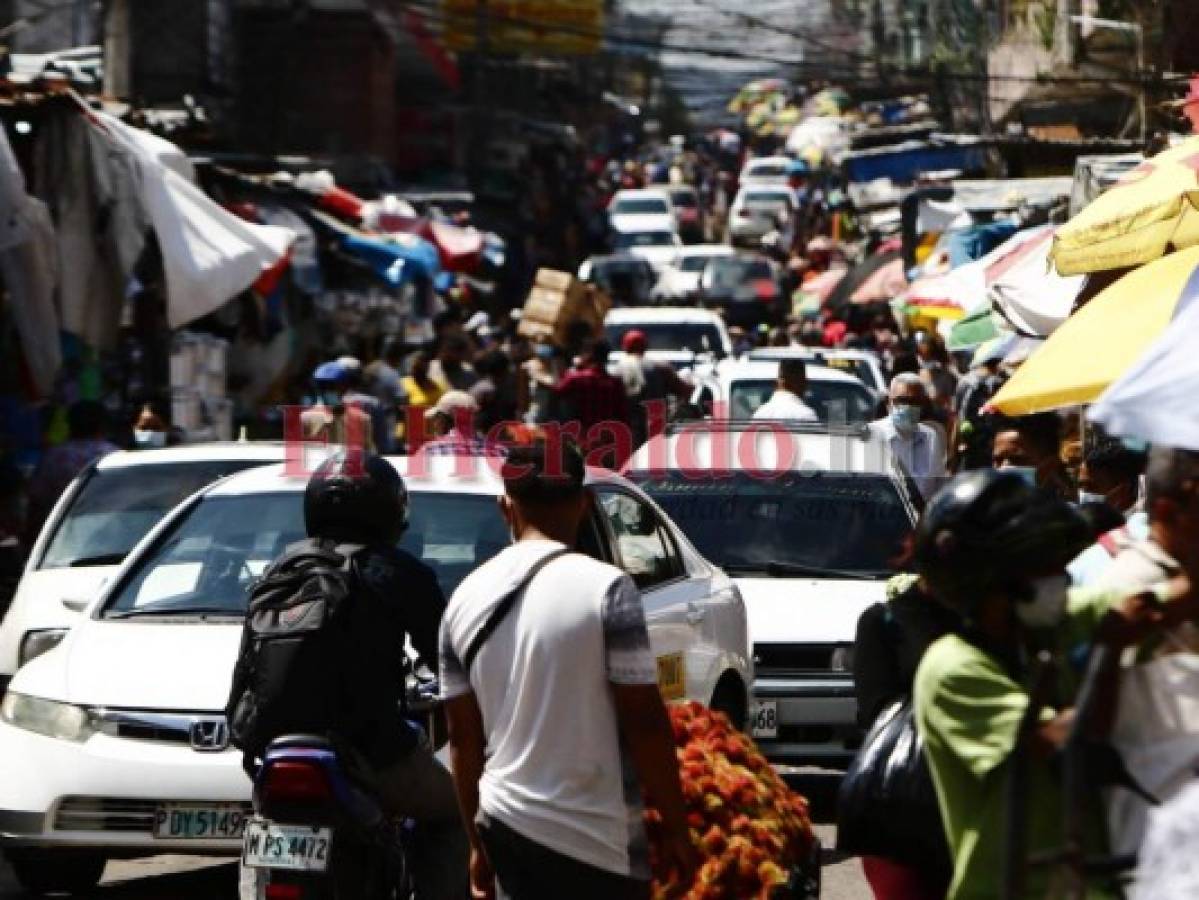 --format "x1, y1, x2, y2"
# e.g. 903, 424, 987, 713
4, 2, 1199, 900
